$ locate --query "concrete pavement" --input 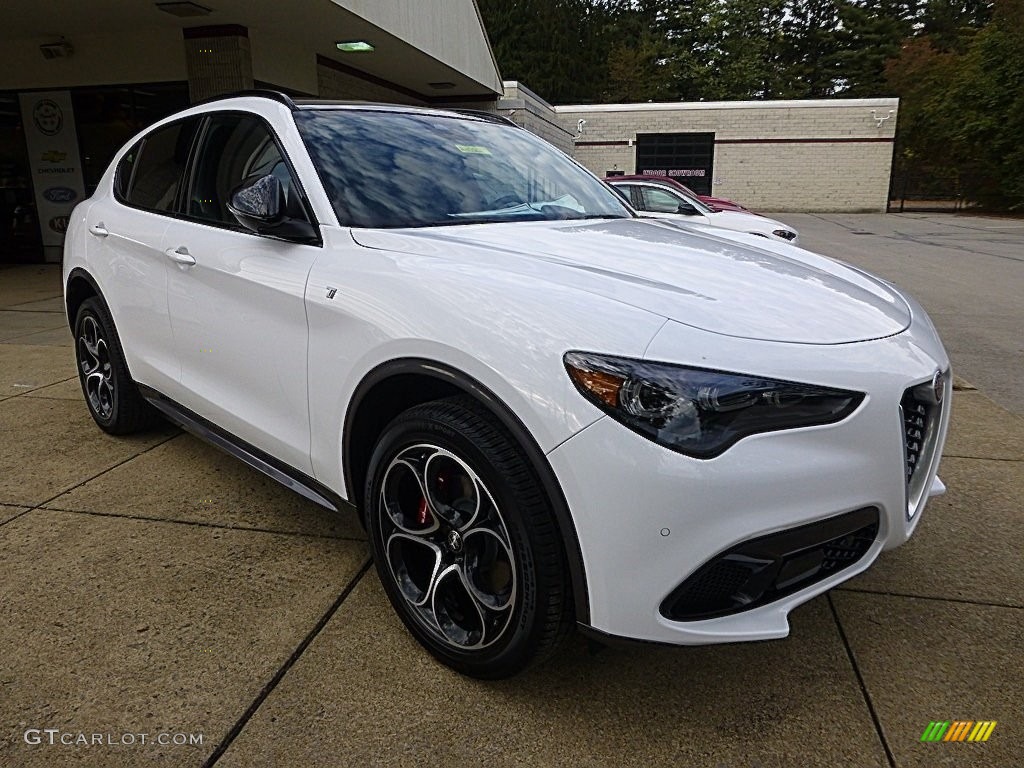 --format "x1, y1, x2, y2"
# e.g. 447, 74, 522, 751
1, 218, 1021, 767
